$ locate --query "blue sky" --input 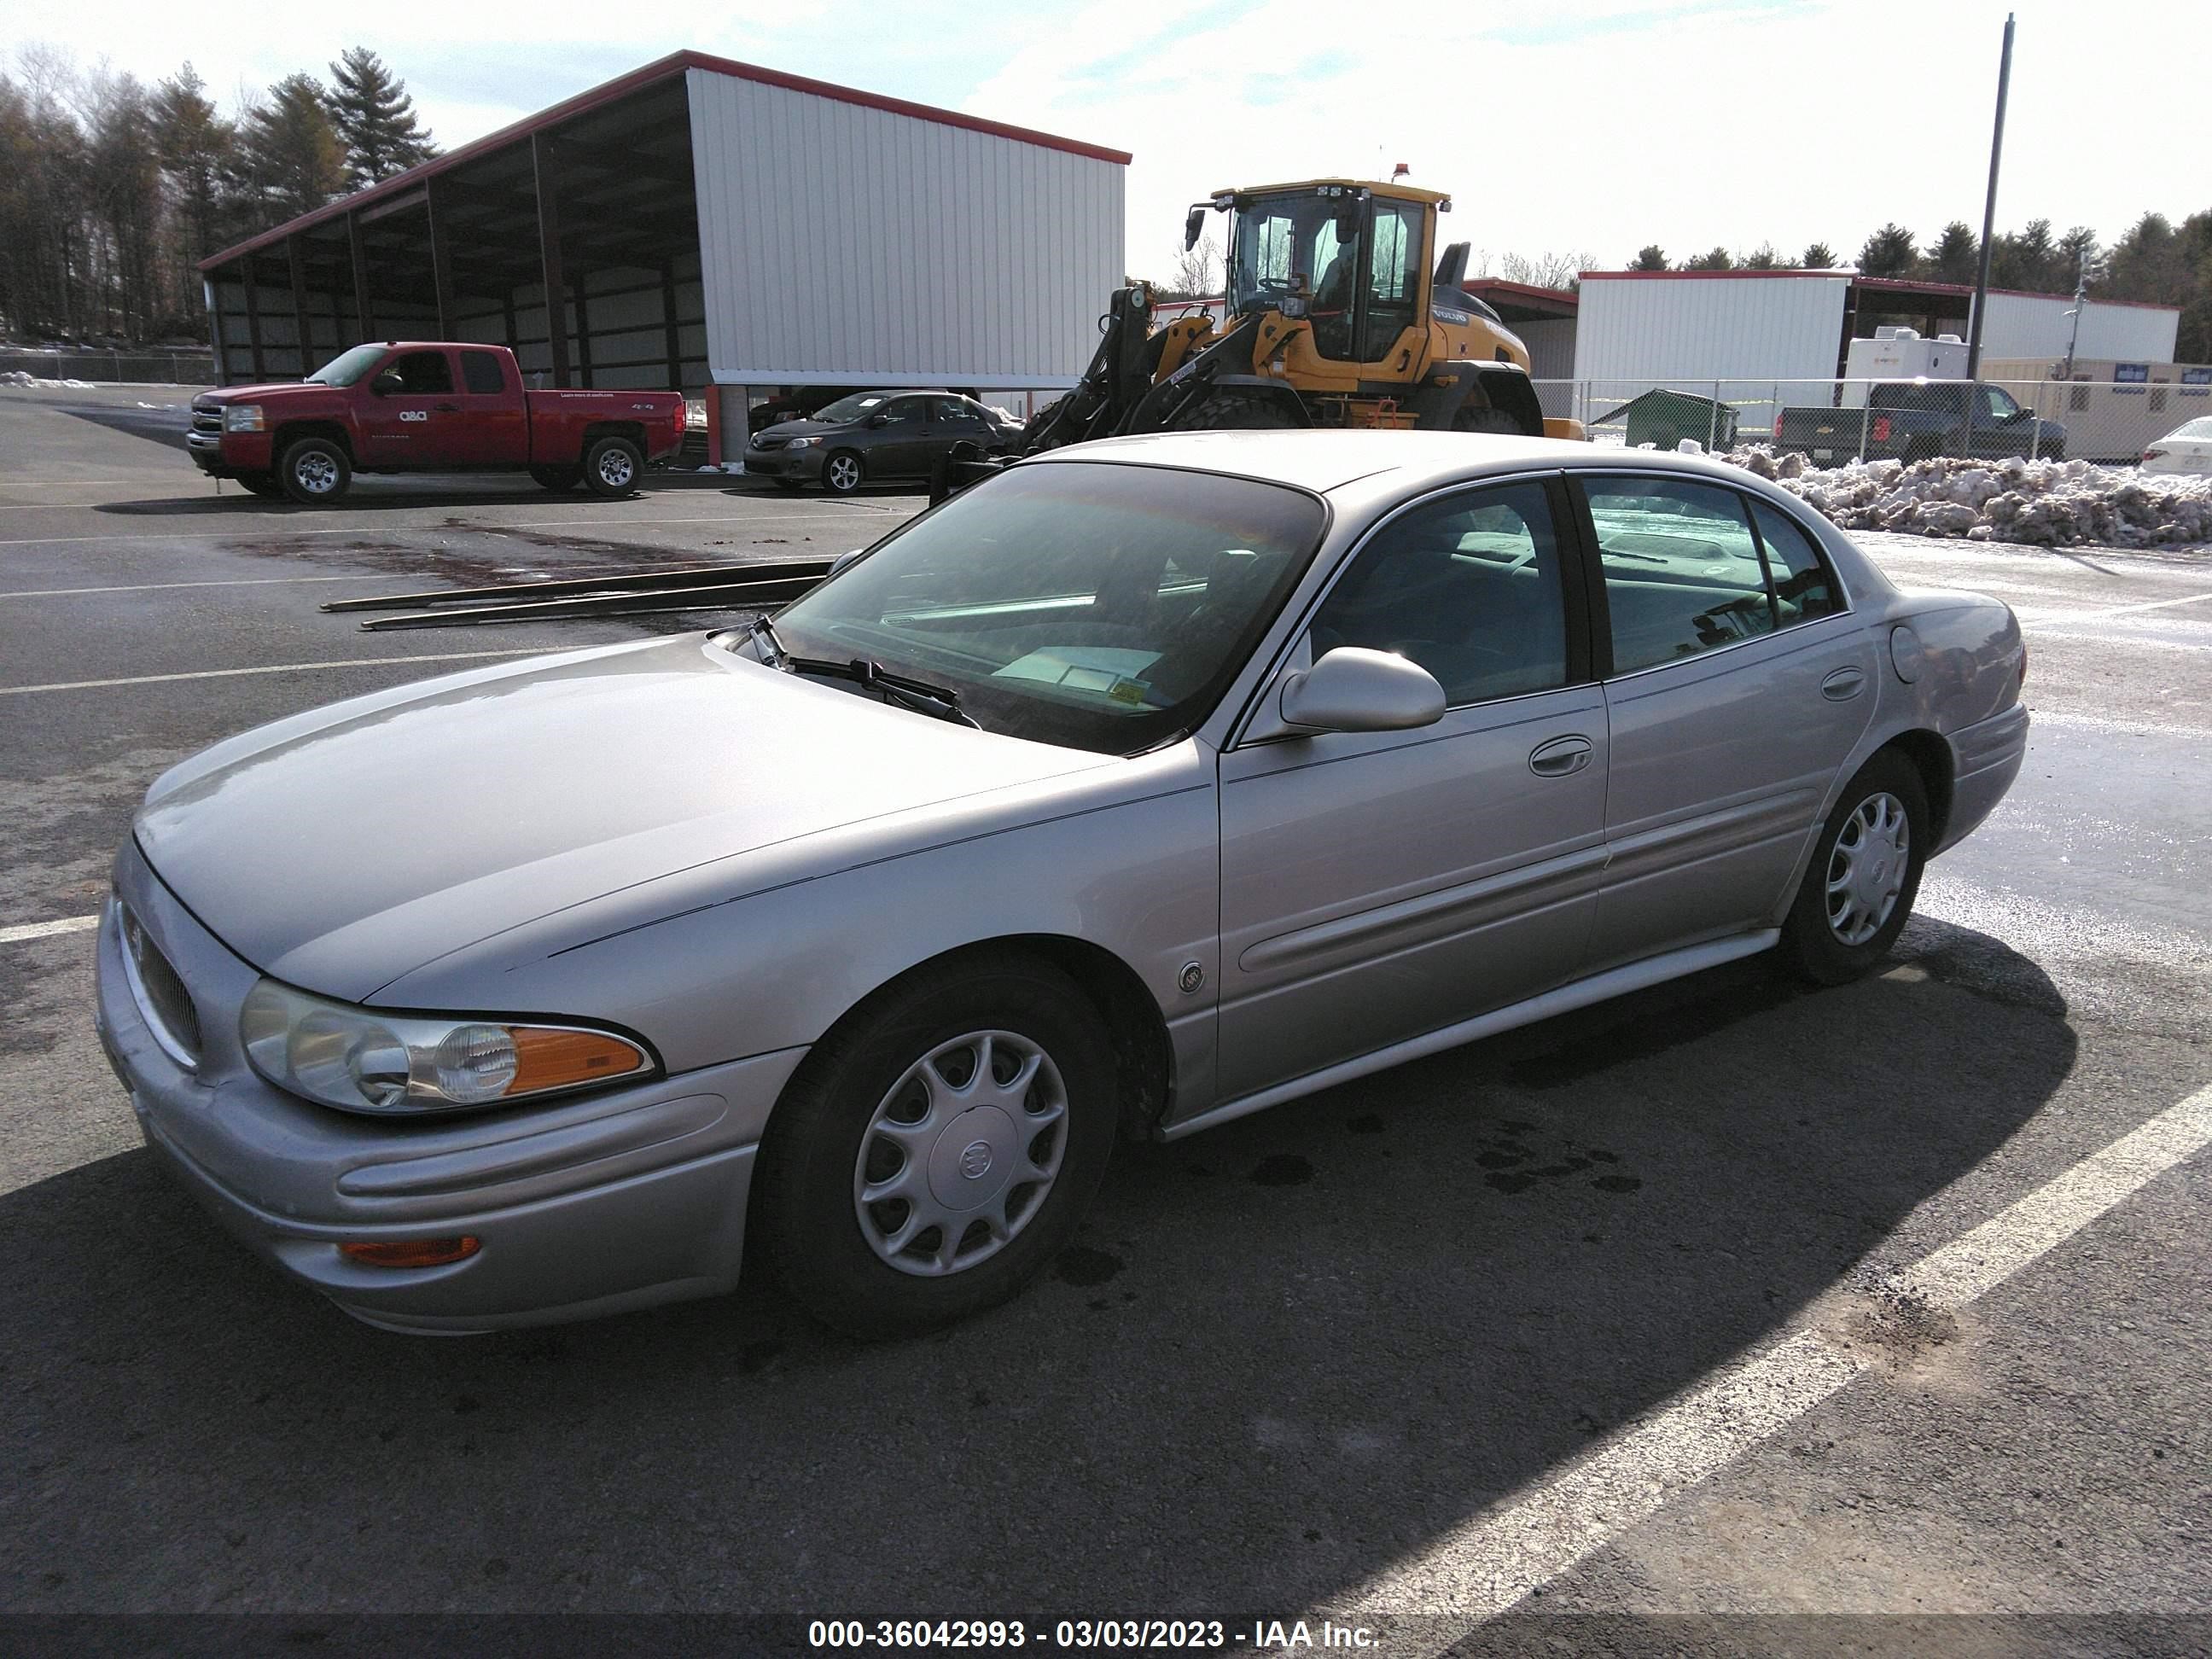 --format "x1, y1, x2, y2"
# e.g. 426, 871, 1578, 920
11, 0, 2209, 283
